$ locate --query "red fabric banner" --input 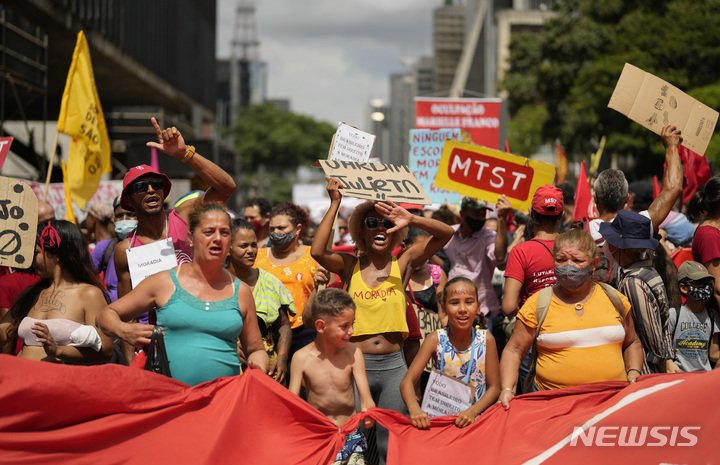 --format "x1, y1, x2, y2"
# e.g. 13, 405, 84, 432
678, 145, 712, 205
0, 355, 716, 464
